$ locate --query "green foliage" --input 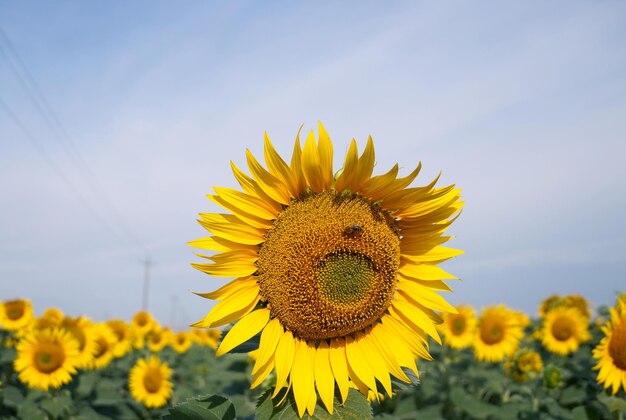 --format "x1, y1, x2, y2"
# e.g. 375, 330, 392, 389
165, 394, 236, 420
